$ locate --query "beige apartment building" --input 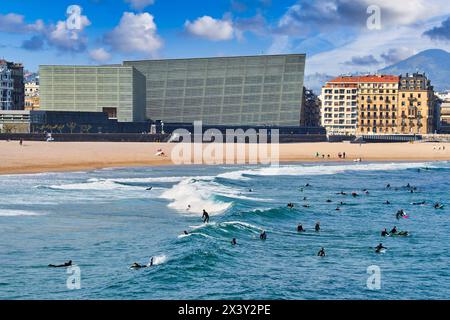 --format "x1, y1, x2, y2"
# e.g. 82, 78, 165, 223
25, 82, 40, 110
397, 73, 435, 134
322, 73, 436, 135
321, 77, 358, 135
358, 75, 399, 134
